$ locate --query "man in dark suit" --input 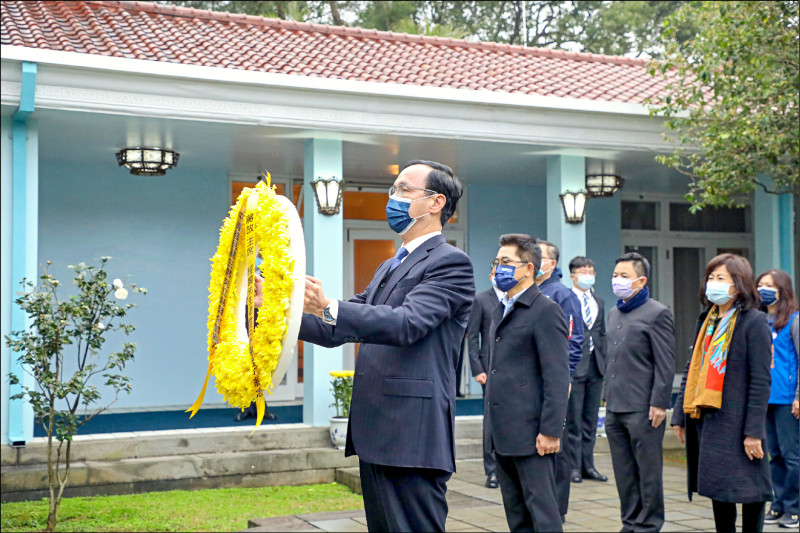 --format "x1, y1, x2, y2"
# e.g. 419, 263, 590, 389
605, 252, 675, 532
467, 267, 503, 488
566, 256, 607, 483
535, 239, 584, 522
301, 161, 475, 532
485, 233, 570, 532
